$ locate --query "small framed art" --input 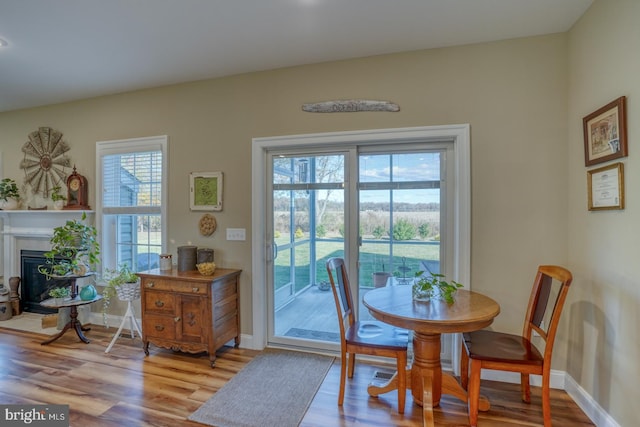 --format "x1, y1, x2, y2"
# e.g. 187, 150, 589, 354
583, 96, 627, 166
190, 172, 223, 211
587, 162, 624, 211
